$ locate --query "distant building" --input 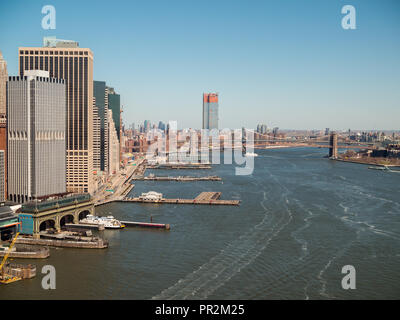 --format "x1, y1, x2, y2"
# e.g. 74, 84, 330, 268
144, 120, 151, 133
256, 124, 268, 135
202, 93, 219, 130
19, 38, 94, 194
325, 128, 330, 135
7, 70, 66, 203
